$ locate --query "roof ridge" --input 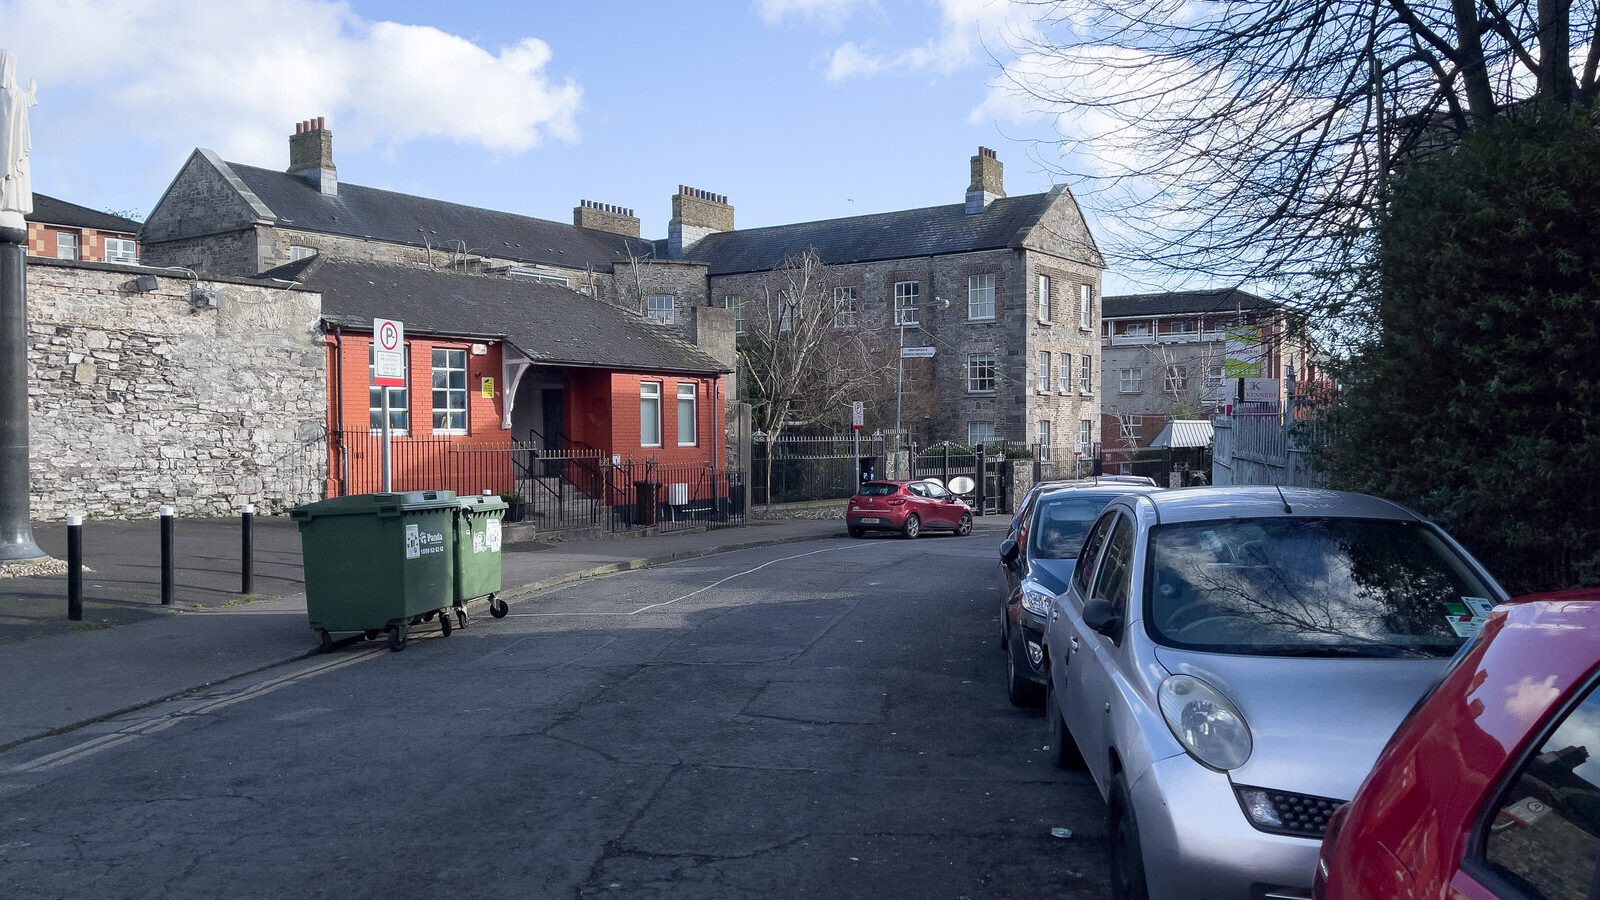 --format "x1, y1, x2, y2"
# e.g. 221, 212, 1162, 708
693, 191, 1053, 243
